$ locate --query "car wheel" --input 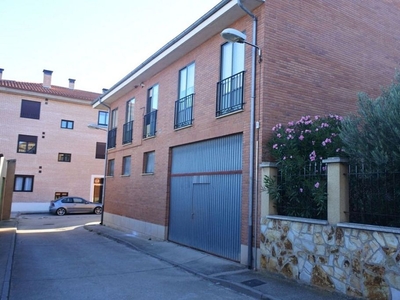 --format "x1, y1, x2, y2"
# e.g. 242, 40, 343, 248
94, 207, 102, 215
56, 208, 66, 216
